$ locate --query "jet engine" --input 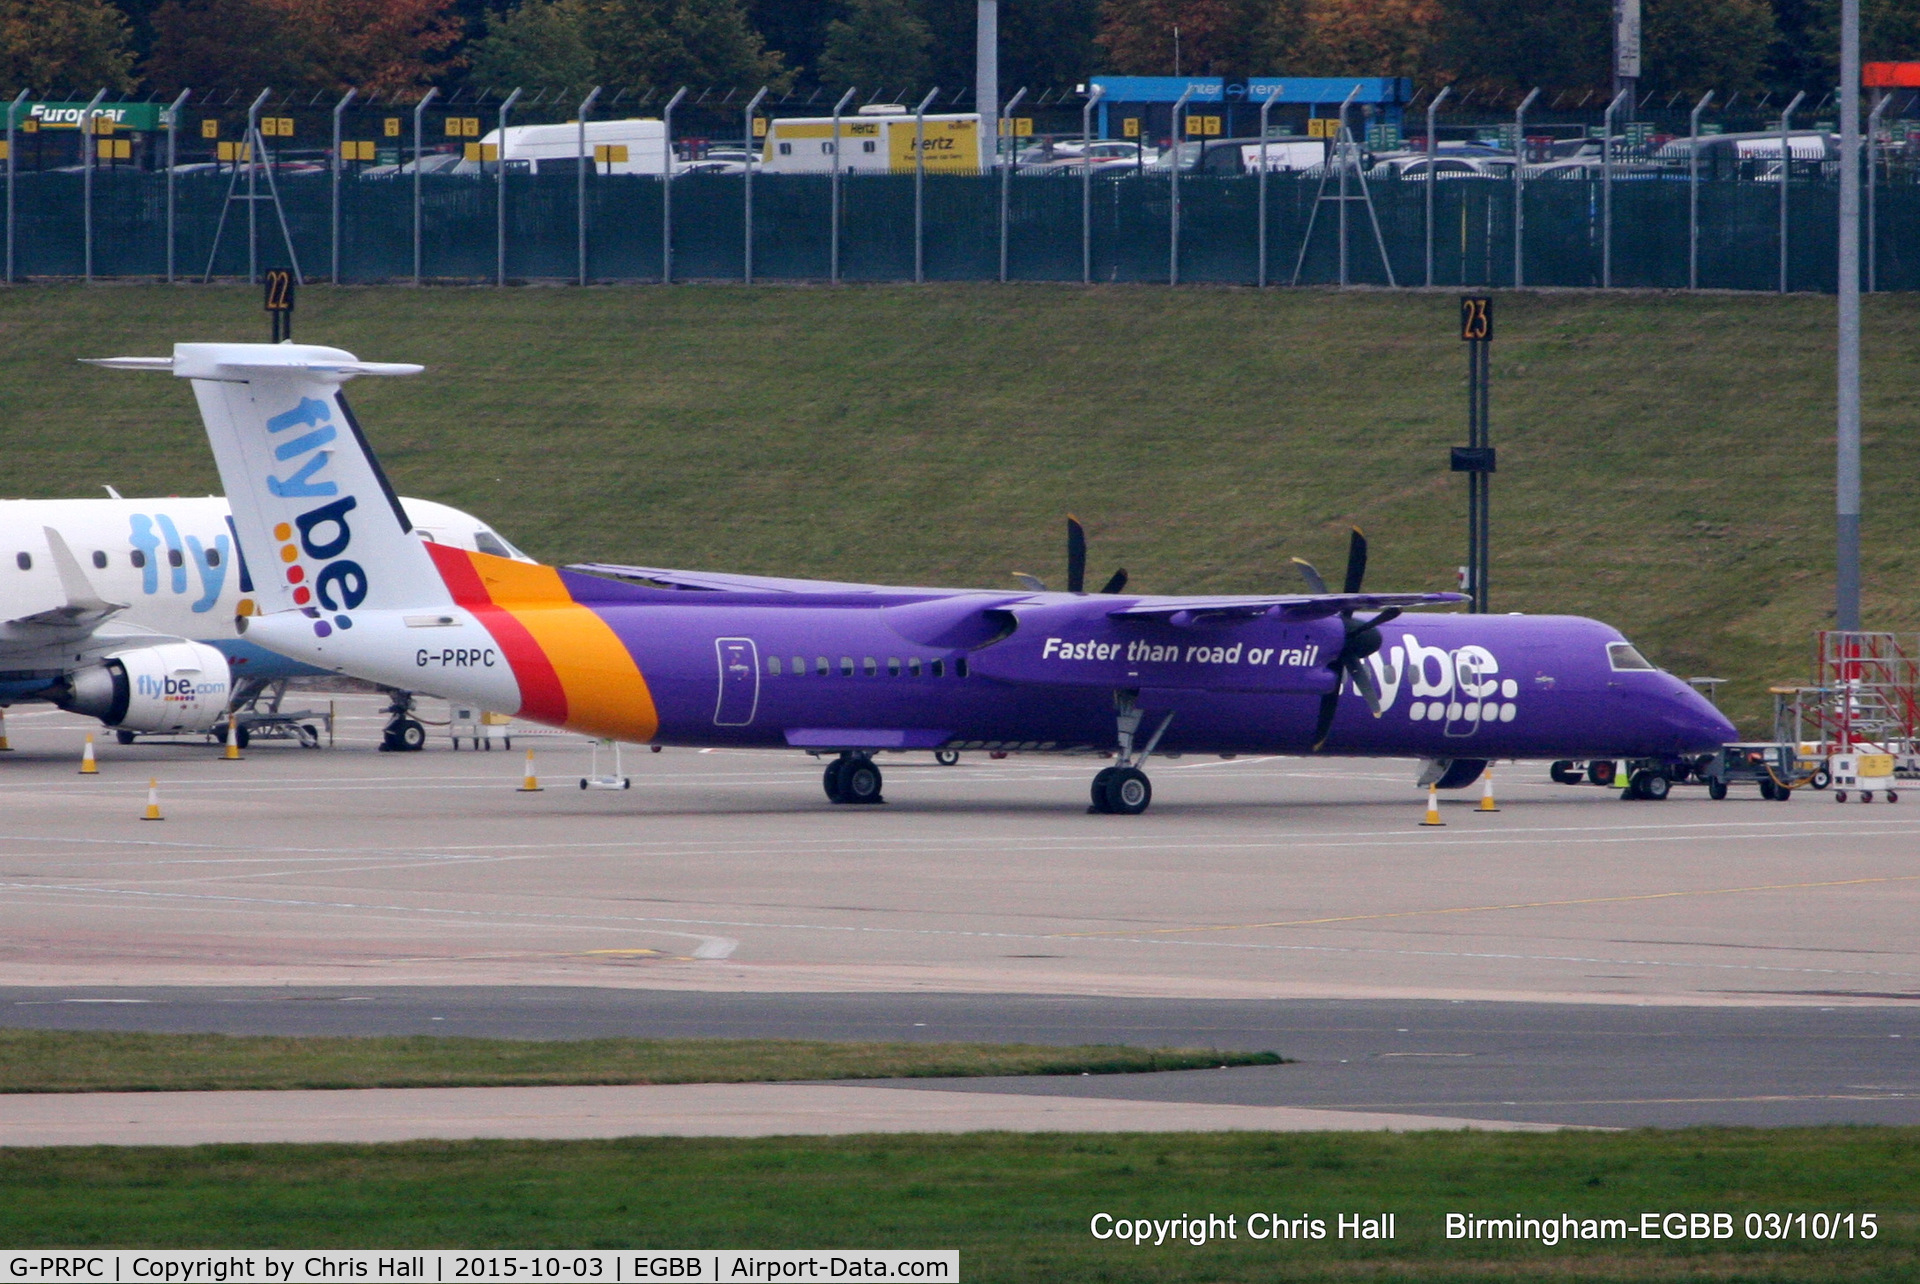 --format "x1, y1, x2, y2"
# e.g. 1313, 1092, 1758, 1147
53, 641, 231, 734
